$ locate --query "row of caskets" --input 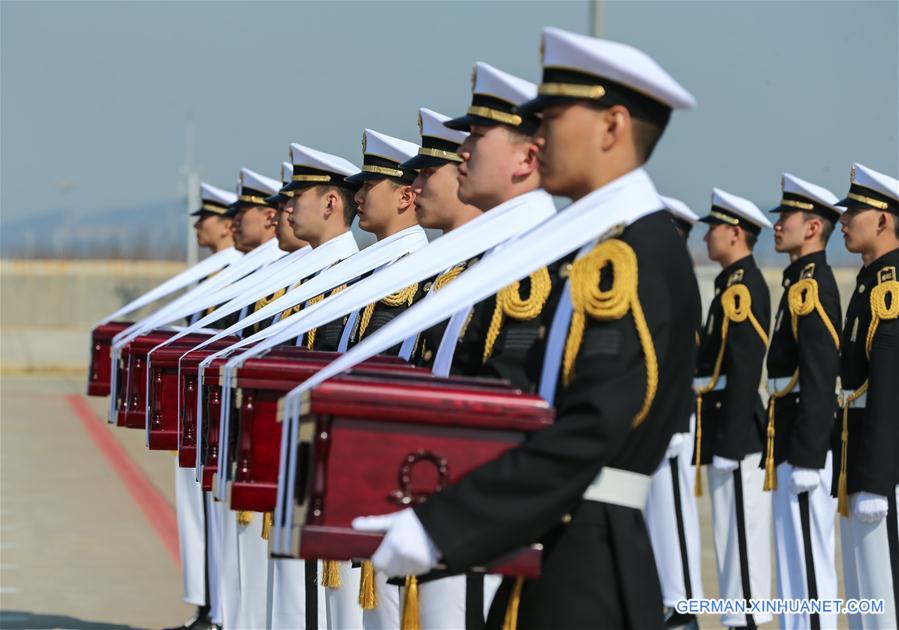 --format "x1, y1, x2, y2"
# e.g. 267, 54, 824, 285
87, 323, 551, 577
